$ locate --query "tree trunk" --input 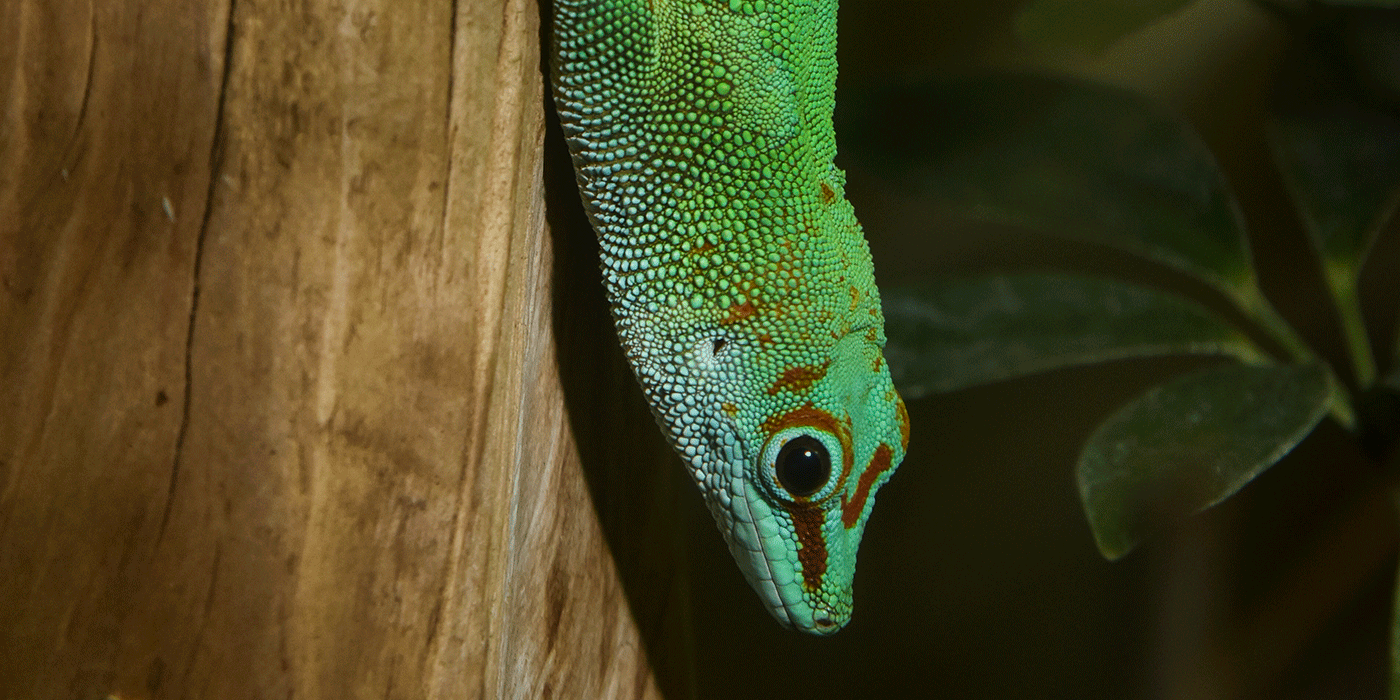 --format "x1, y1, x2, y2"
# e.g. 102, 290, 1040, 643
0, 0, 664, 697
